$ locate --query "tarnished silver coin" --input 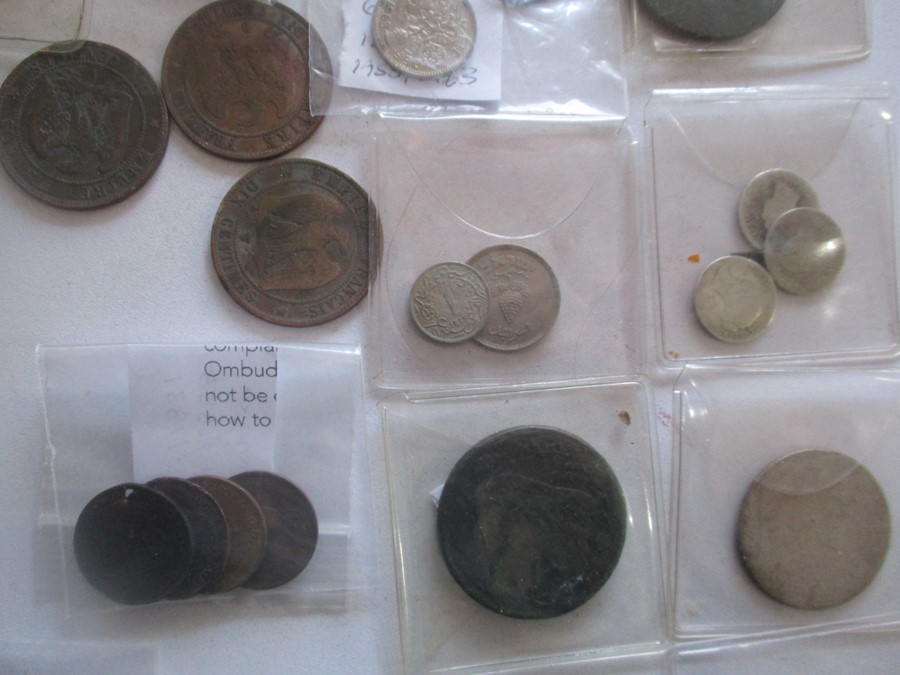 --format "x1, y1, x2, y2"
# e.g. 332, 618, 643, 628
738, 169, 820, 250
694, 255, 776, 343
737, 450, 890, 610
466, 245, 560, 351
763, 207, 846, 296
372, 0, 477, 78
638, 0, 786, 40
409, 262, 490, 344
